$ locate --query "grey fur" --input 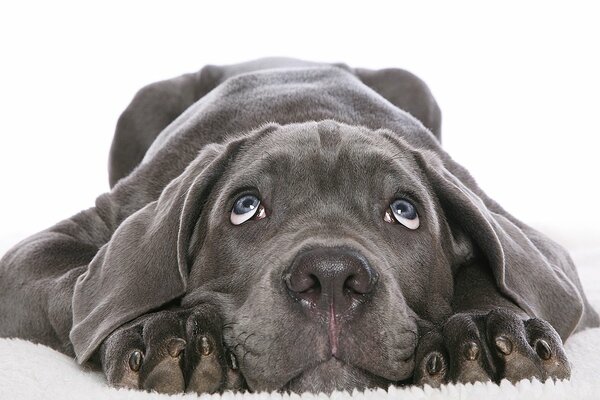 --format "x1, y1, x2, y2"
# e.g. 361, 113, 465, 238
0, 58, 597, 393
